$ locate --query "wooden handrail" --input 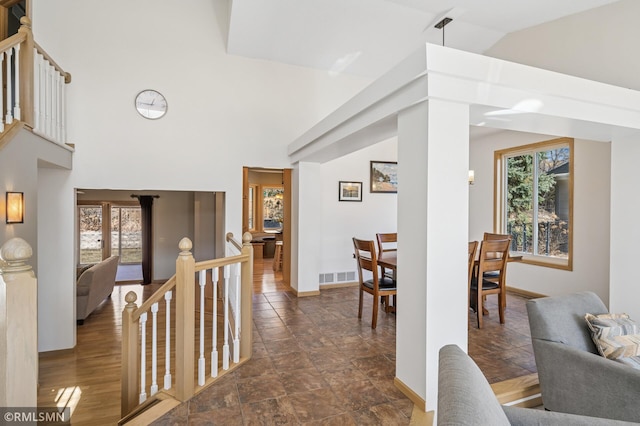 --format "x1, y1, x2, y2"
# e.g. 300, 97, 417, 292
34, 41, 71, 83
0, 31, 25, 55
226, 232, 243, 251
195, 254, 248, 271
131, 276, 176, 321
